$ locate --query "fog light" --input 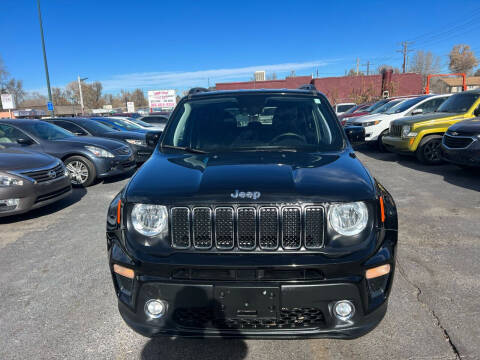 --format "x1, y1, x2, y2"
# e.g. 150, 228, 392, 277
0, 198, 19, 211
334, 300, 355, 321
145, 299, 167, 318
